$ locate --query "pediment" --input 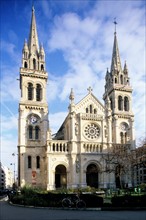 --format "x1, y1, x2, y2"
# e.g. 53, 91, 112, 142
75, 92, 105, 115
